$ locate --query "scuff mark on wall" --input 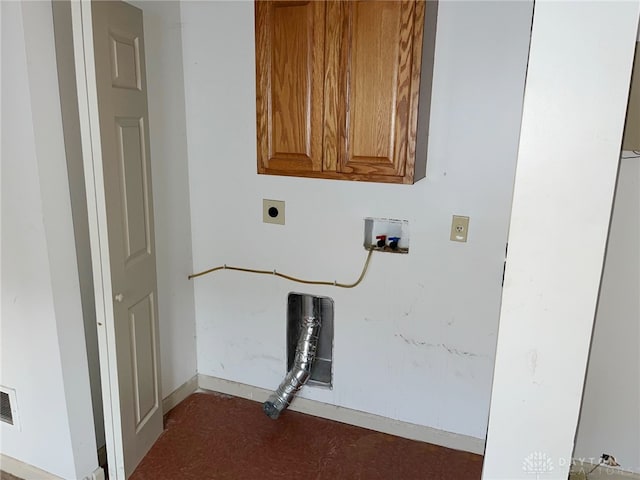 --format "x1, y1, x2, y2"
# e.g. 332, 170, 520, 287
403, 299, 420, 317
396, 333, 428, 346
363, 317, 382, 323
527, 349, 538, 376
442, 344, 480, 358
248, 354, 282, 363
395, 333, 486, 358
